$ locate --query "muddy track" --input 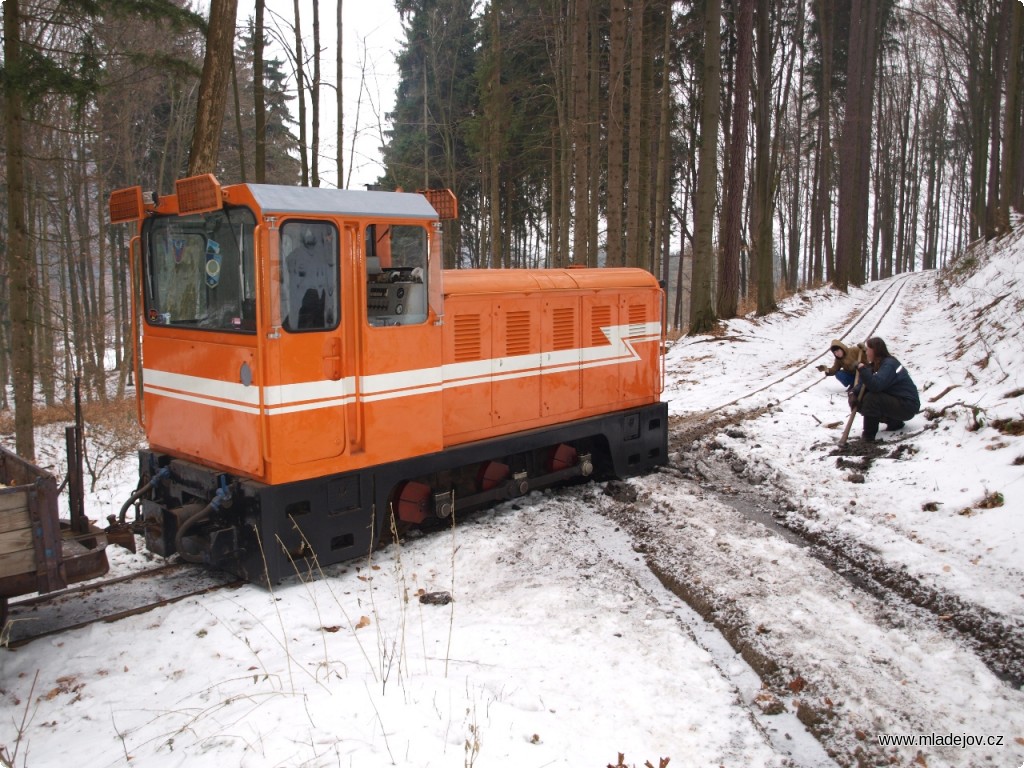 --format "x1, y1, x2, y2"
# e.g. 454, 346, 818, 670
685, 434, 1024, 688
592, 471, 886, 768
3, 562, 243, 647
595, 386, 1022, 766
